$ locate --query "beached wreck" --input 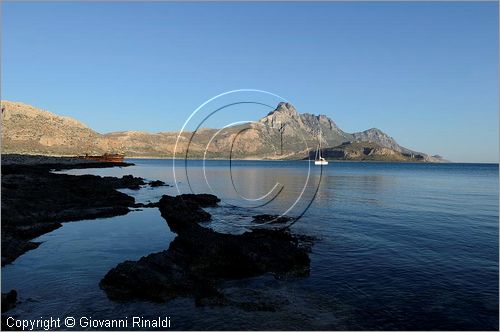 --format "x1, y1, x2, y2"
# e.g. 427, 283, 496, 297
77, 153, 125, 163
